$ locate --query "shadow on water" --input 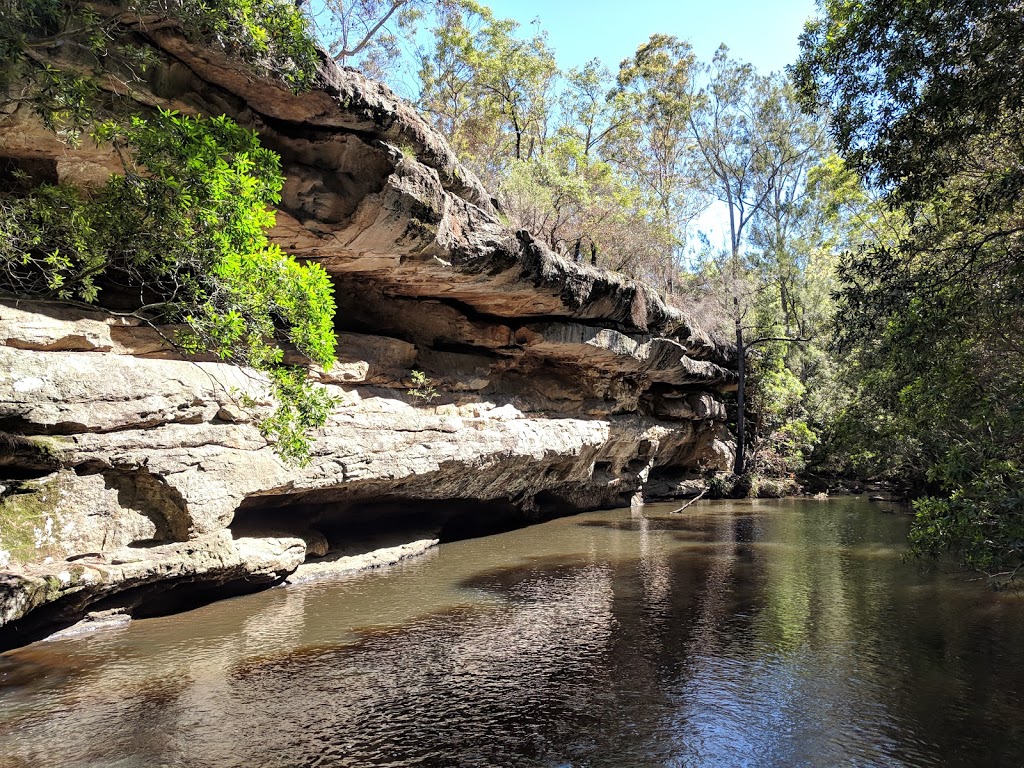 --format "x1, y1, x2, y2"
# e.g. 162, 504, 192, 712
2, 499, 1024, 767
